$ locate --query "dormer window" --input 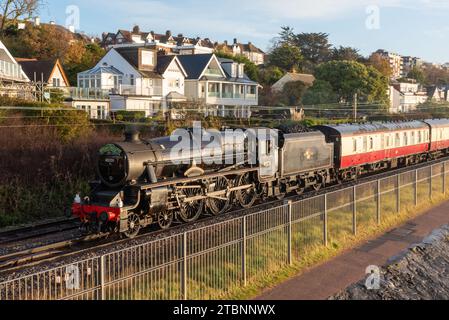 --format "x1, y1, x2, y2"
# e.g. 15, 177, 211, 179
238, 64, 244, 78
141, 50, 155, 67
231, 63, 237, 77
